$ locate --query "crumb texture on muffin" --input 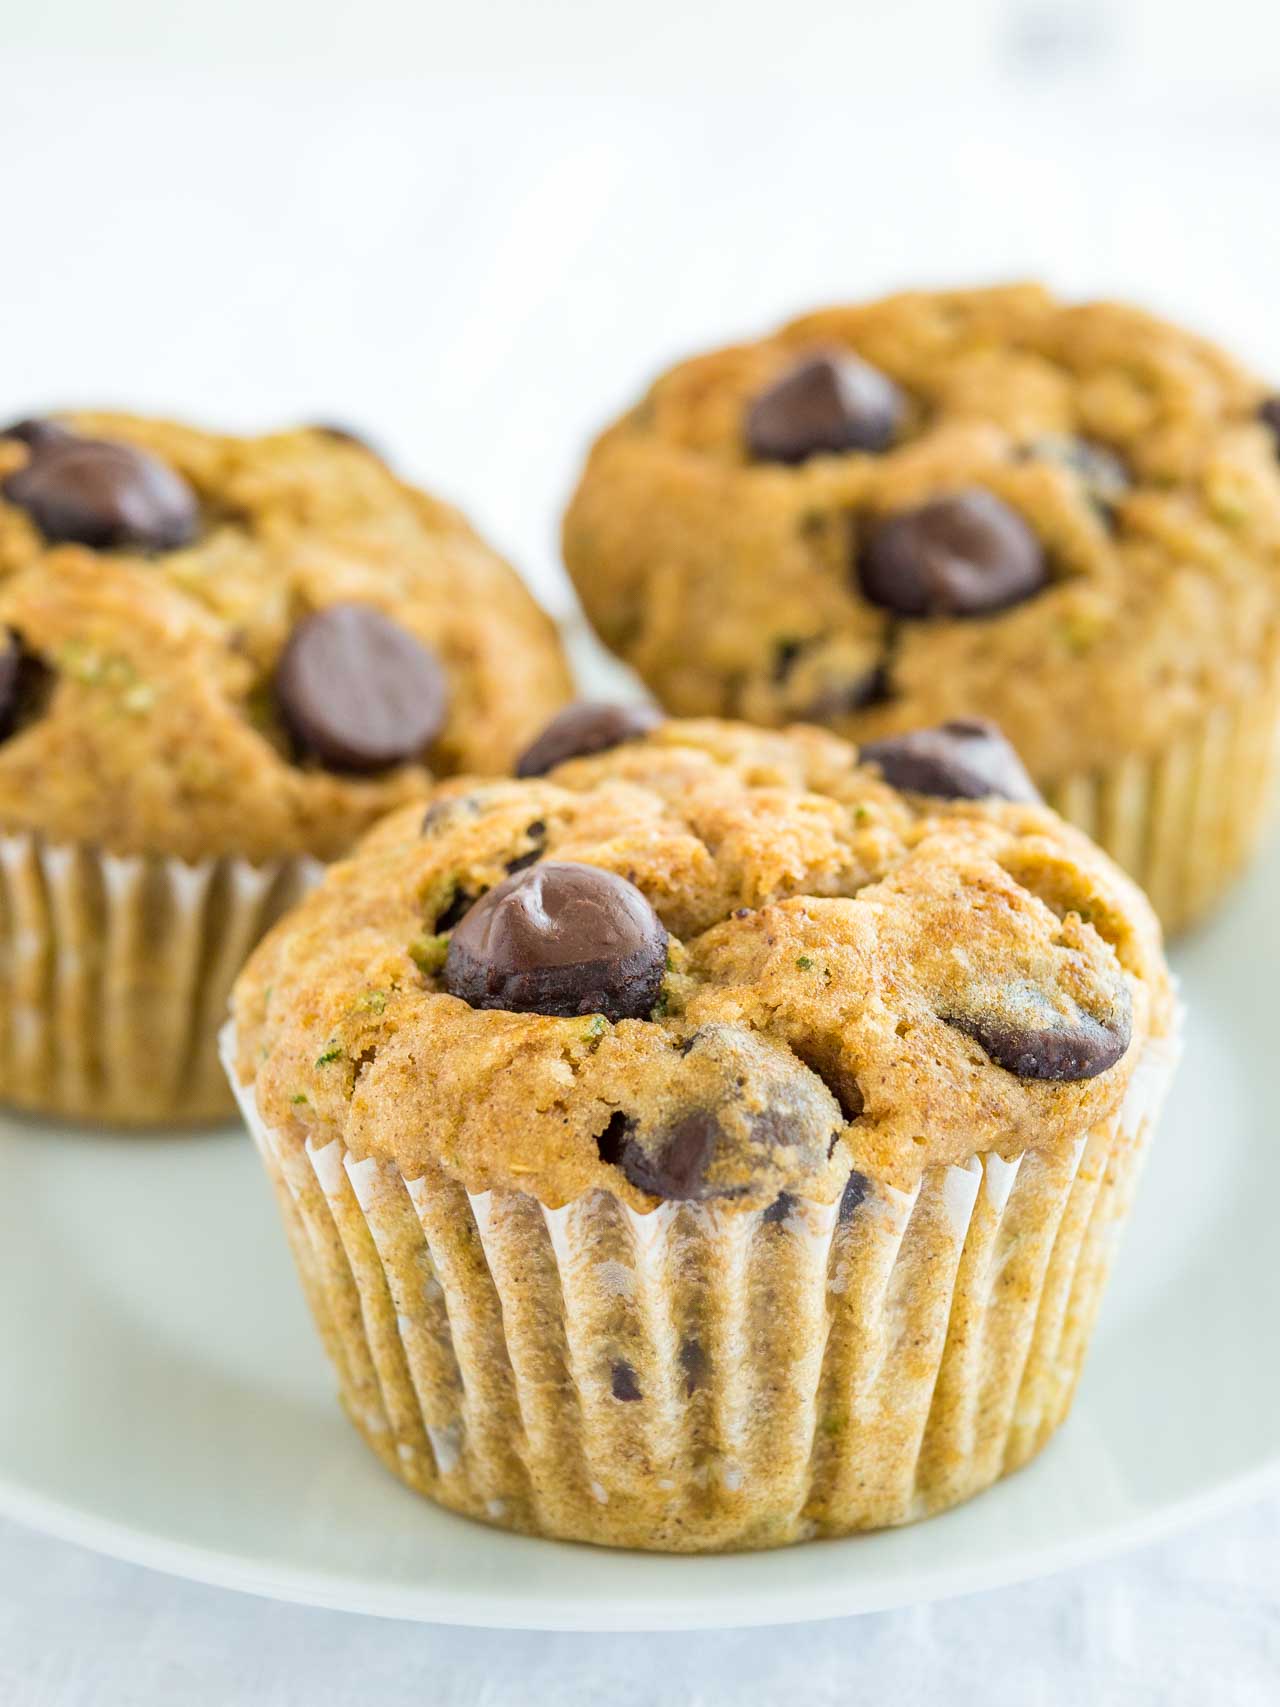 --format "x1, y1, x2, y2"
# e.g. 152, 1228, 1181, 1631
563, 284, 1280, 784
233, 718, 1171, 1207
0, 413, 571, 860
